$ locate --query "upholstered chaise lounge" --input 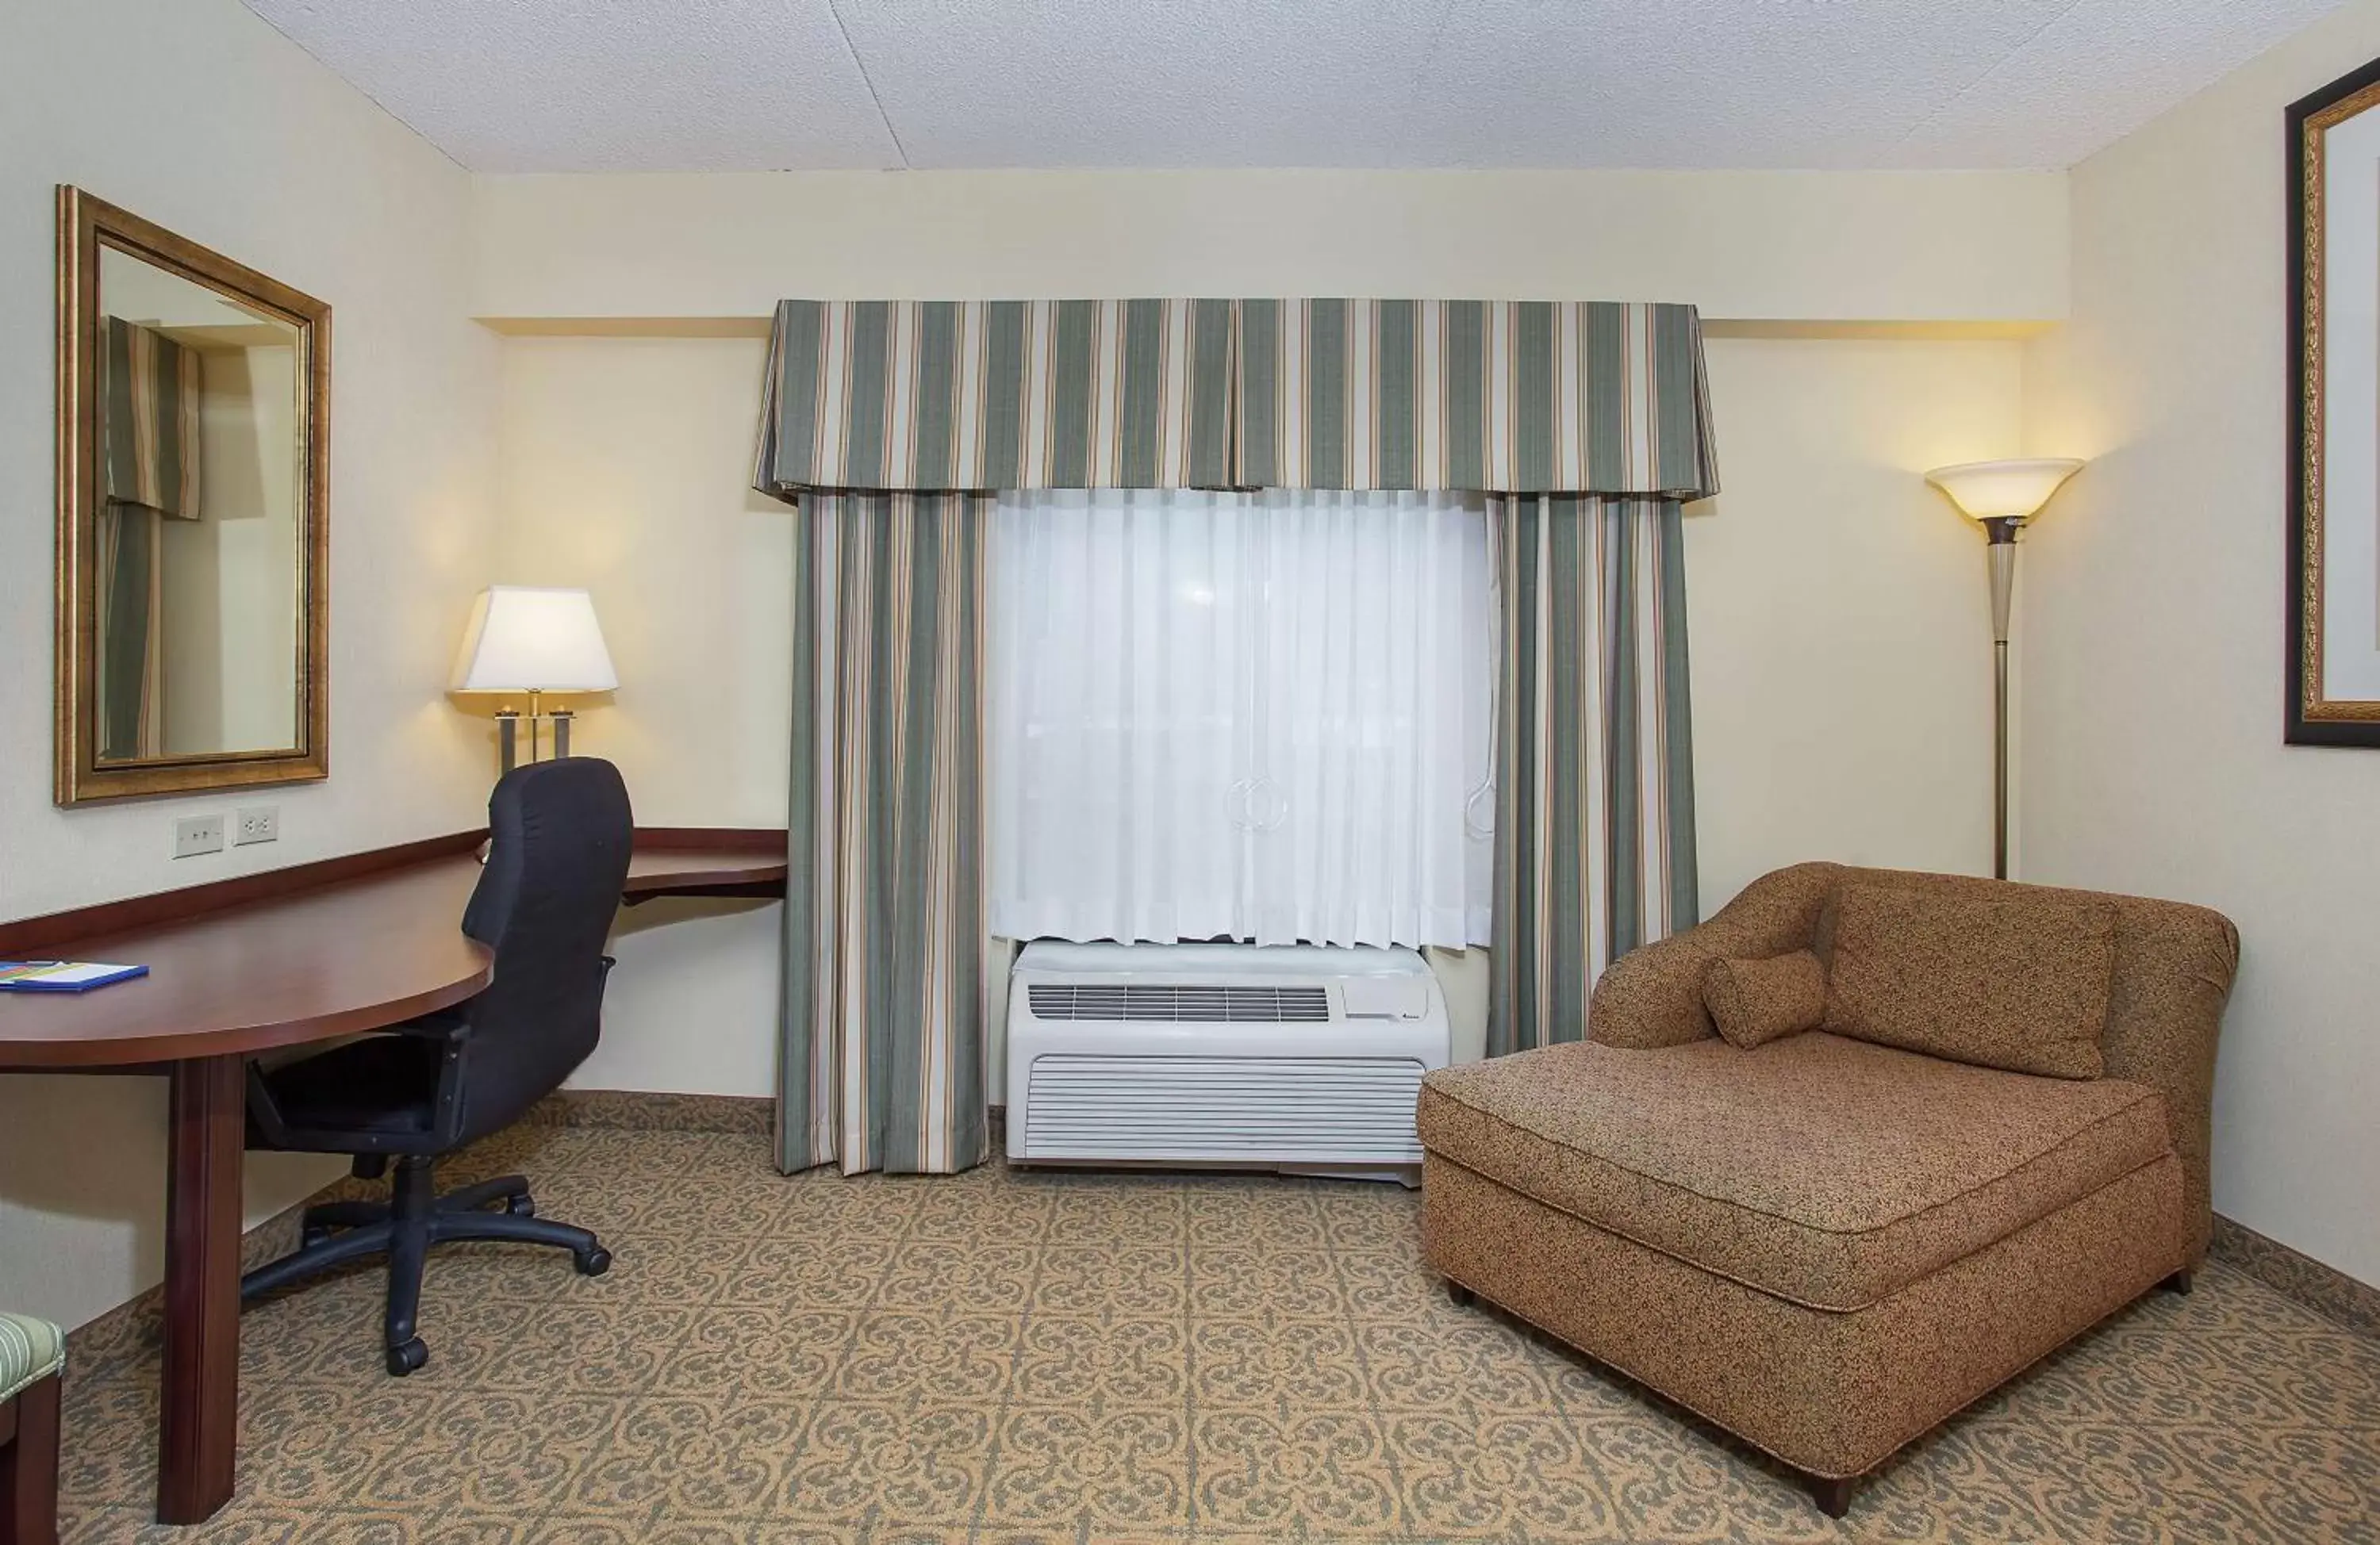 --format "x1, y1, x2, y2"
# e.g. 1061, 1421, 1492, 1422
1417, 863, 2239, 1518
